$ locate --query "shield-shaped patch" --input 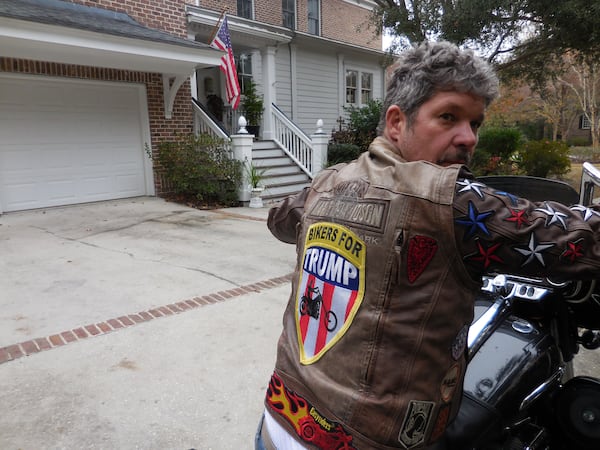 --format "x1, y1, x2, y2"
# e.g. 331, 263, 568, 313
296, 222, 366, 364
